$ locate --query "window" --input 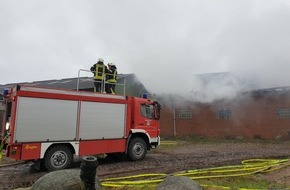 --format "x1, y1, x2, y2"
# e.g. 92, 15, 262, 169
216, 109, 231, 119
140, 104, 154, 119
276, 108, 290, 118
178, 109, 192, 119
